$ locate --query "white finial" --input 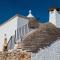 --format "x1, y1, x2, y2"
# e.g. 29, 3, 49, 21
29, 10, 32, 14
27, 10, 34, 18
